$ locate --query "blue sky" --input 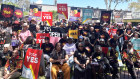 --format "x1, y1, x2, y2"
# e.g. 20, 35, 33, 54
31, 0, 137, 10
